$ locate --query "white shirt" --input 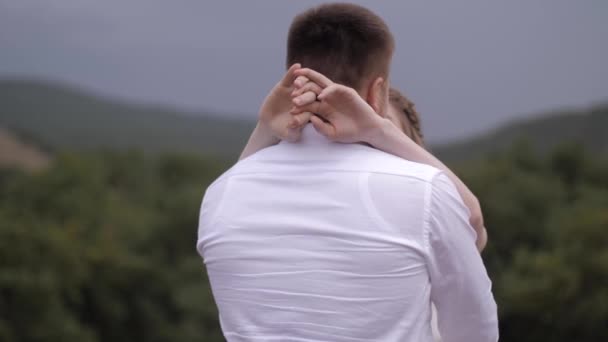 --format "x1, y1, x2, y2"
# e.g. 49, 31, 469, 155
197, 126, 498, 342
